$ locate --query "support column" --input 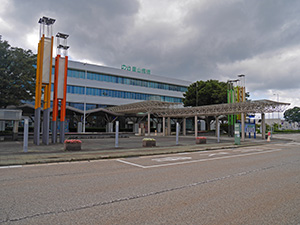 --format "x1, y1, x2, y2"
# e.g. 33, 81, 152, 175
134, 123, 139, 133
216, 116, 220, 143
23, 118, 29, 153
157, 123, 162, 133
34, 108, 41, 145
195, 115, 198, 138
163, 117, 166, 136
167, 117, 171, 136
115, 121, 119, 148
42, 108, 50, 145
183, 118, 186, 136
52, 56, 59, 144
241, 112, 245, 141
261, 113, 266, 140
60, 120, 65, 143
176, 122, 179, 145
107, 122, 113, 133
52, 120, 57, 143
215, 116, 218, 137
34, 38, 42, 146
0, 121, 5, 131
148, 112, 151, 136
12, 120, 19, 141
